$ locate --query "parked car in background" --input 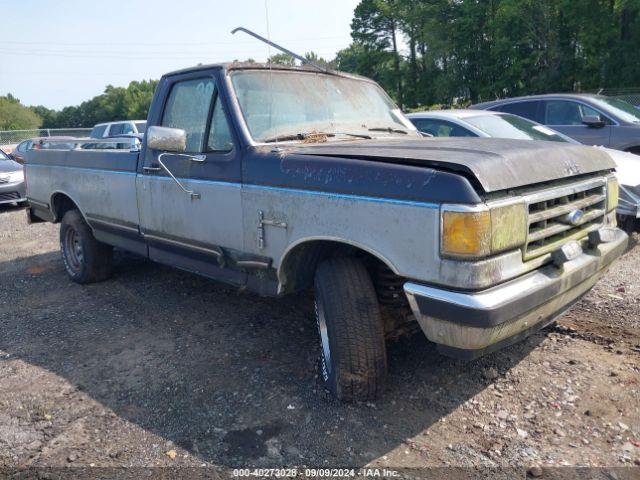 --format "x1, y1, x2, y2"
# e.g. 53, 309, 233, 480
90, 120, 147, 138
80, 135, 142, 151
408, 109, 640, 232
1, 145, 16, 157
472, 94, 640, 154
0, 149, 26, 206
10, 137, 76, 164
